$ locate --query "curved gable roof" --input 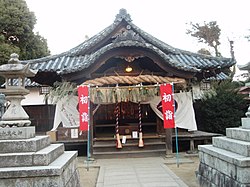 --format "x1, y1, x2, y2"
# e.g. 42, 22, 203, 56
24, 9, 235, 77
